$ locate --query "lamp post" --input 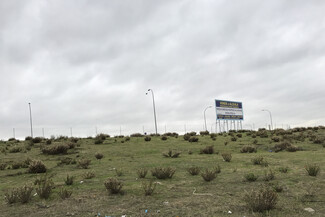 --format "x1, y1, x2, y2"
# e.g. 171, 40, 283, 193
204, 106, 212, 132
28, 102, 33, 138
262, 109, 273, 130
146, 89, 158, 135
